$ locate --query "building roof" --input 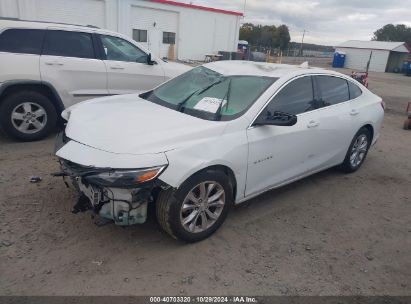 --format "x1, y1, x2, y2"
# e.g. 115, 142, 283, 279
148, 0, 243, 16
336, 40, 410, 53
